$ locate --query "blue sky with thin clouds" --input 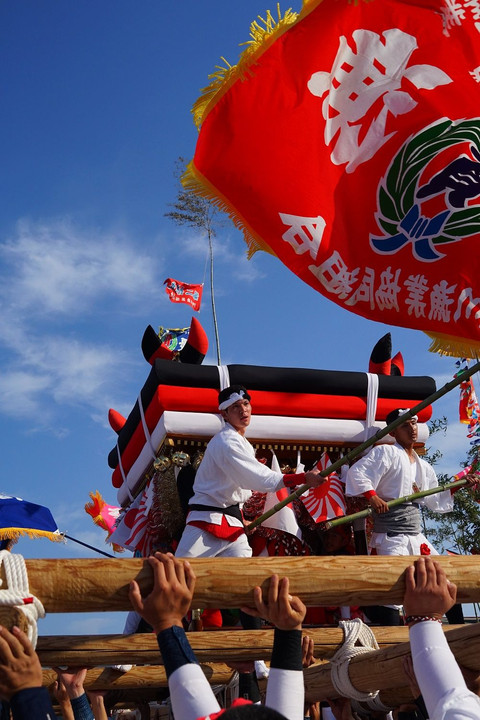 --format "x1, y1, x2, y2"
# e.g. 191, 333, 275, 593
0, 1, 476, 635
